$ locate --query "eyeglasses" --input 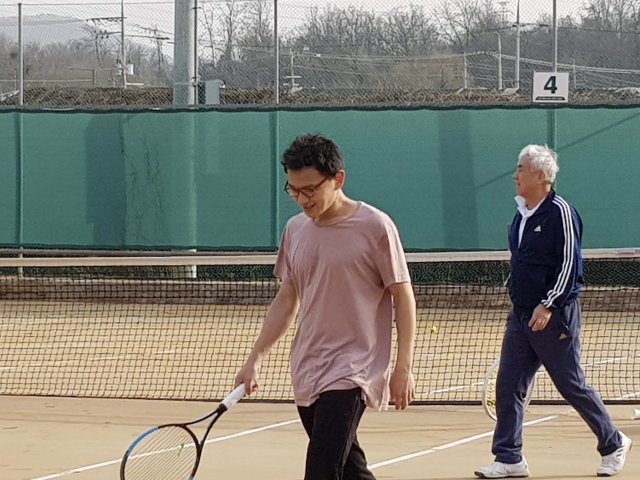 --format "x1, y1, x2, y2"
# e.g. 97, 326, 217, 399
284, 176, 330, 200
